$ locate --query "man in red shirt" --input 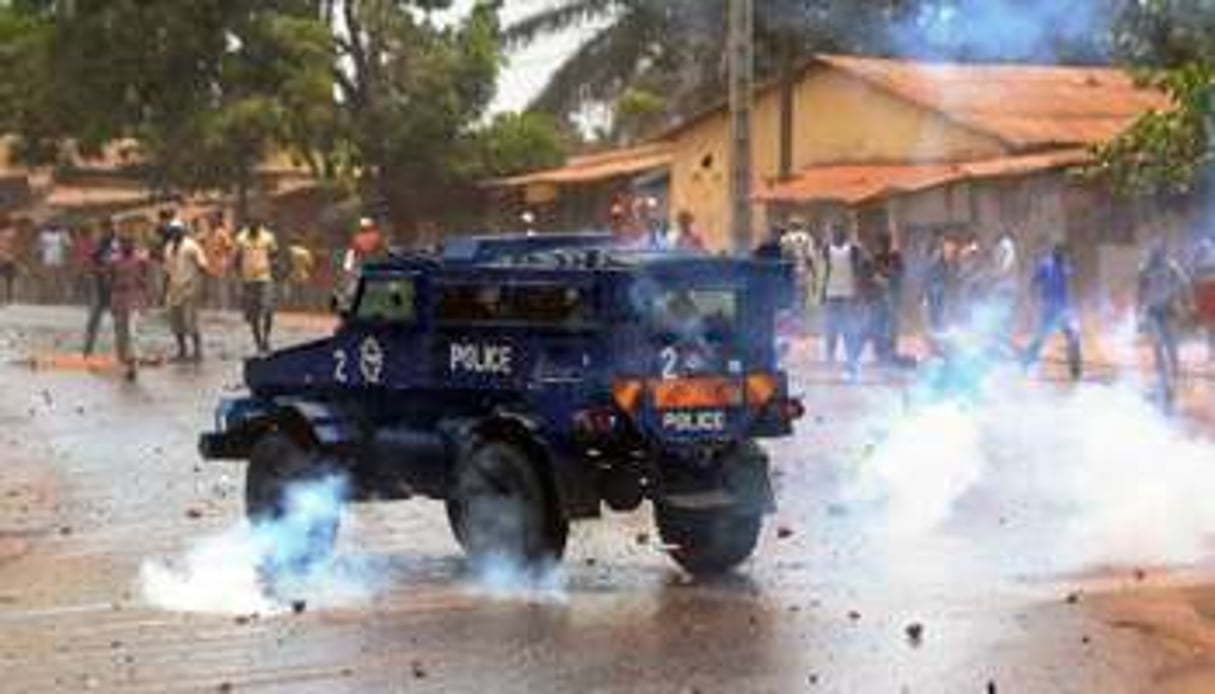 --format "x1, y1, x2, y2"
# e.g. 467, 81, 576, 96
339, 217, 386, 305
